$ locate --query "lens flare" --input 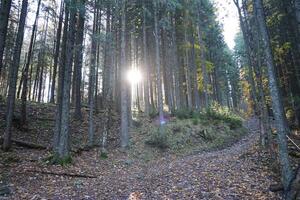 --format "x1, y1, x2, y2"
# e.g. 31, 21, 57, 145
126, 69, 142, 84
